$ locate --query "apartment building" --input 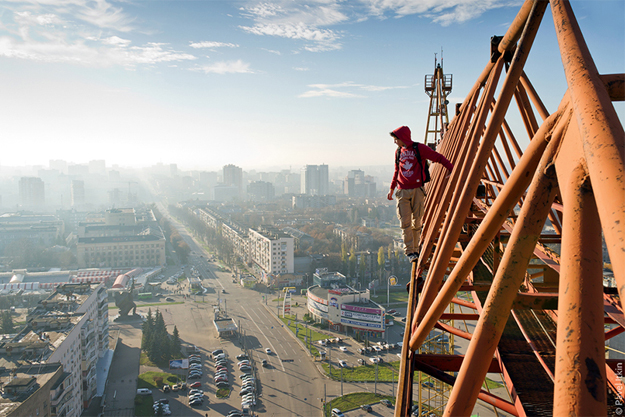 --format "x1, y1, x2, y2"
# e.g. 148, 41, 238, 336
0, 282, 110, 416
0, 213, 65, 252
300, 165, 329, 196
248, 227, 294, 275
195, 207, 295, 276
0, 363, 65, 417
75, 208, 165, 268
